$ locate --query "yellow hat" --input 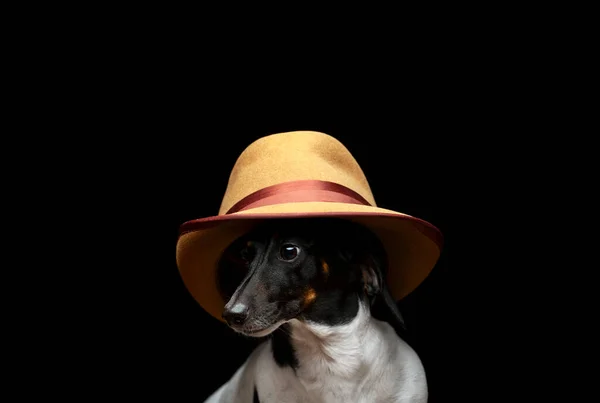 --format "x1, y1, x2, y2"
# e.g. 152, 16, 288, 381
176, 131, 443, 322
